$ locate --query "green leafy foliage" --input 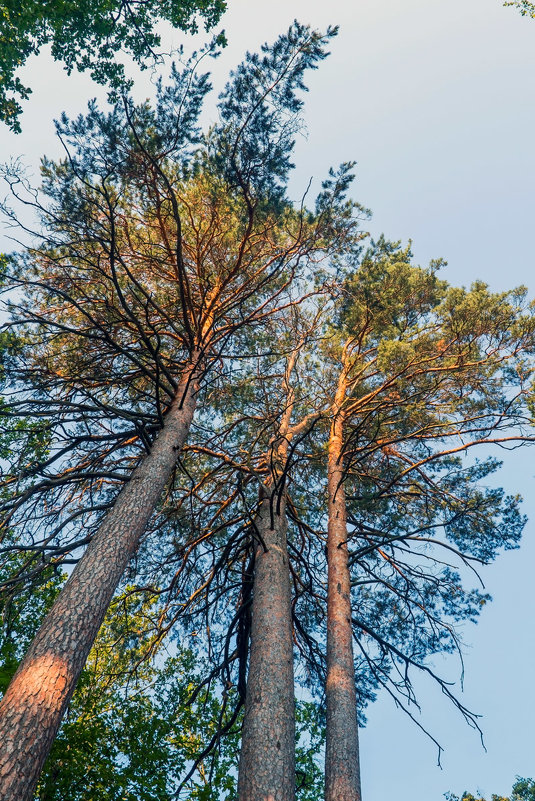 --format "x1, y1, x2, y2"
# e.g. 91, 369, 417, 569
295, 701, 325, 801
445, 795, 509, 801
0, 562, 64, 694
0, 0, 226, 131
32, 589, 324, 800
35, 591, 241, 800
445, 777, 535, 801
0, 569, 324, 800
504, 1, 535, 18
